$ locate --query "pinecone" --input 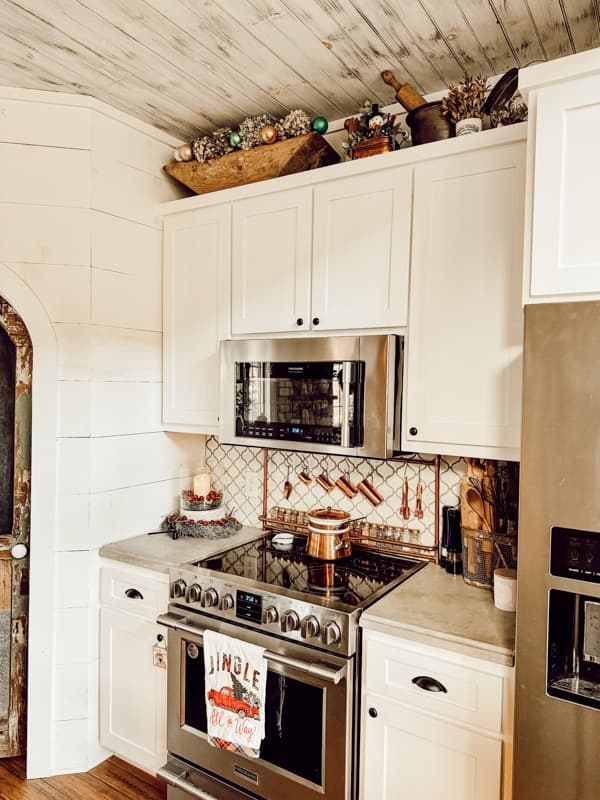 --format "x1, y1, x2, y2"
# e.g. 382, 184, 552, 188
191, 127, 233, 163
275, 109, 311, 140
239, 113, 277, 150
